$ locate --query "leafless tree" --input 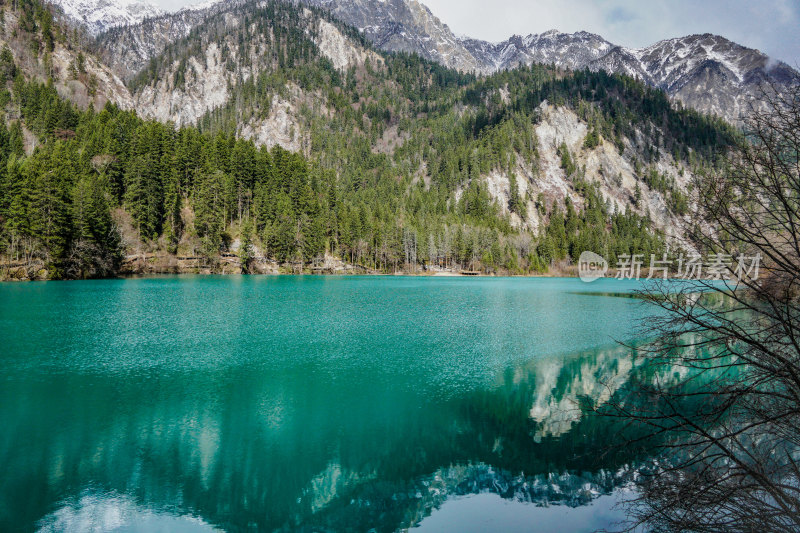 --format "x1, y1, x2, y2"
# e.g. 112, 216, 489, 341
606, 83, 800, 532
